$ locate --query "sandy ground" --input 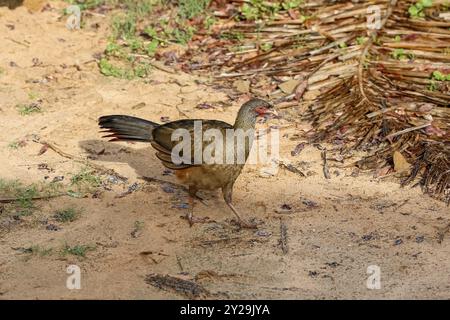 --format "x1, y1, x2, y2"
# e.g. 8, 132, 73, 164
0, 3, 449, 299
